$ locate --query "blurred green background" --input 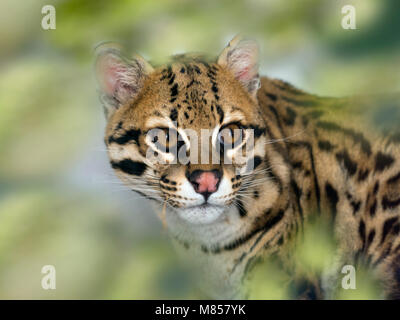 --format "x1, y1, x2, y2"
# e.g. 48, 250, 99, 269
0, 0, 399, 299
